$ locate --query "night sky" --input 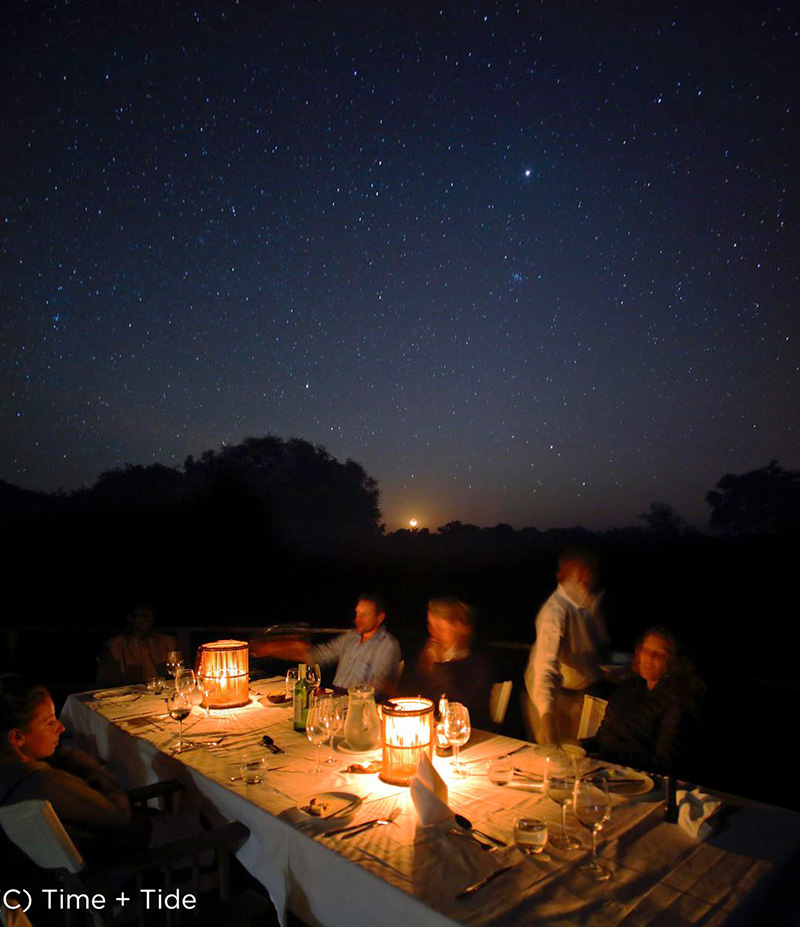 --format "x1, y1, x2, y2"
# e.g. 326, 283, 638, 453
3, 2, 798, 531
